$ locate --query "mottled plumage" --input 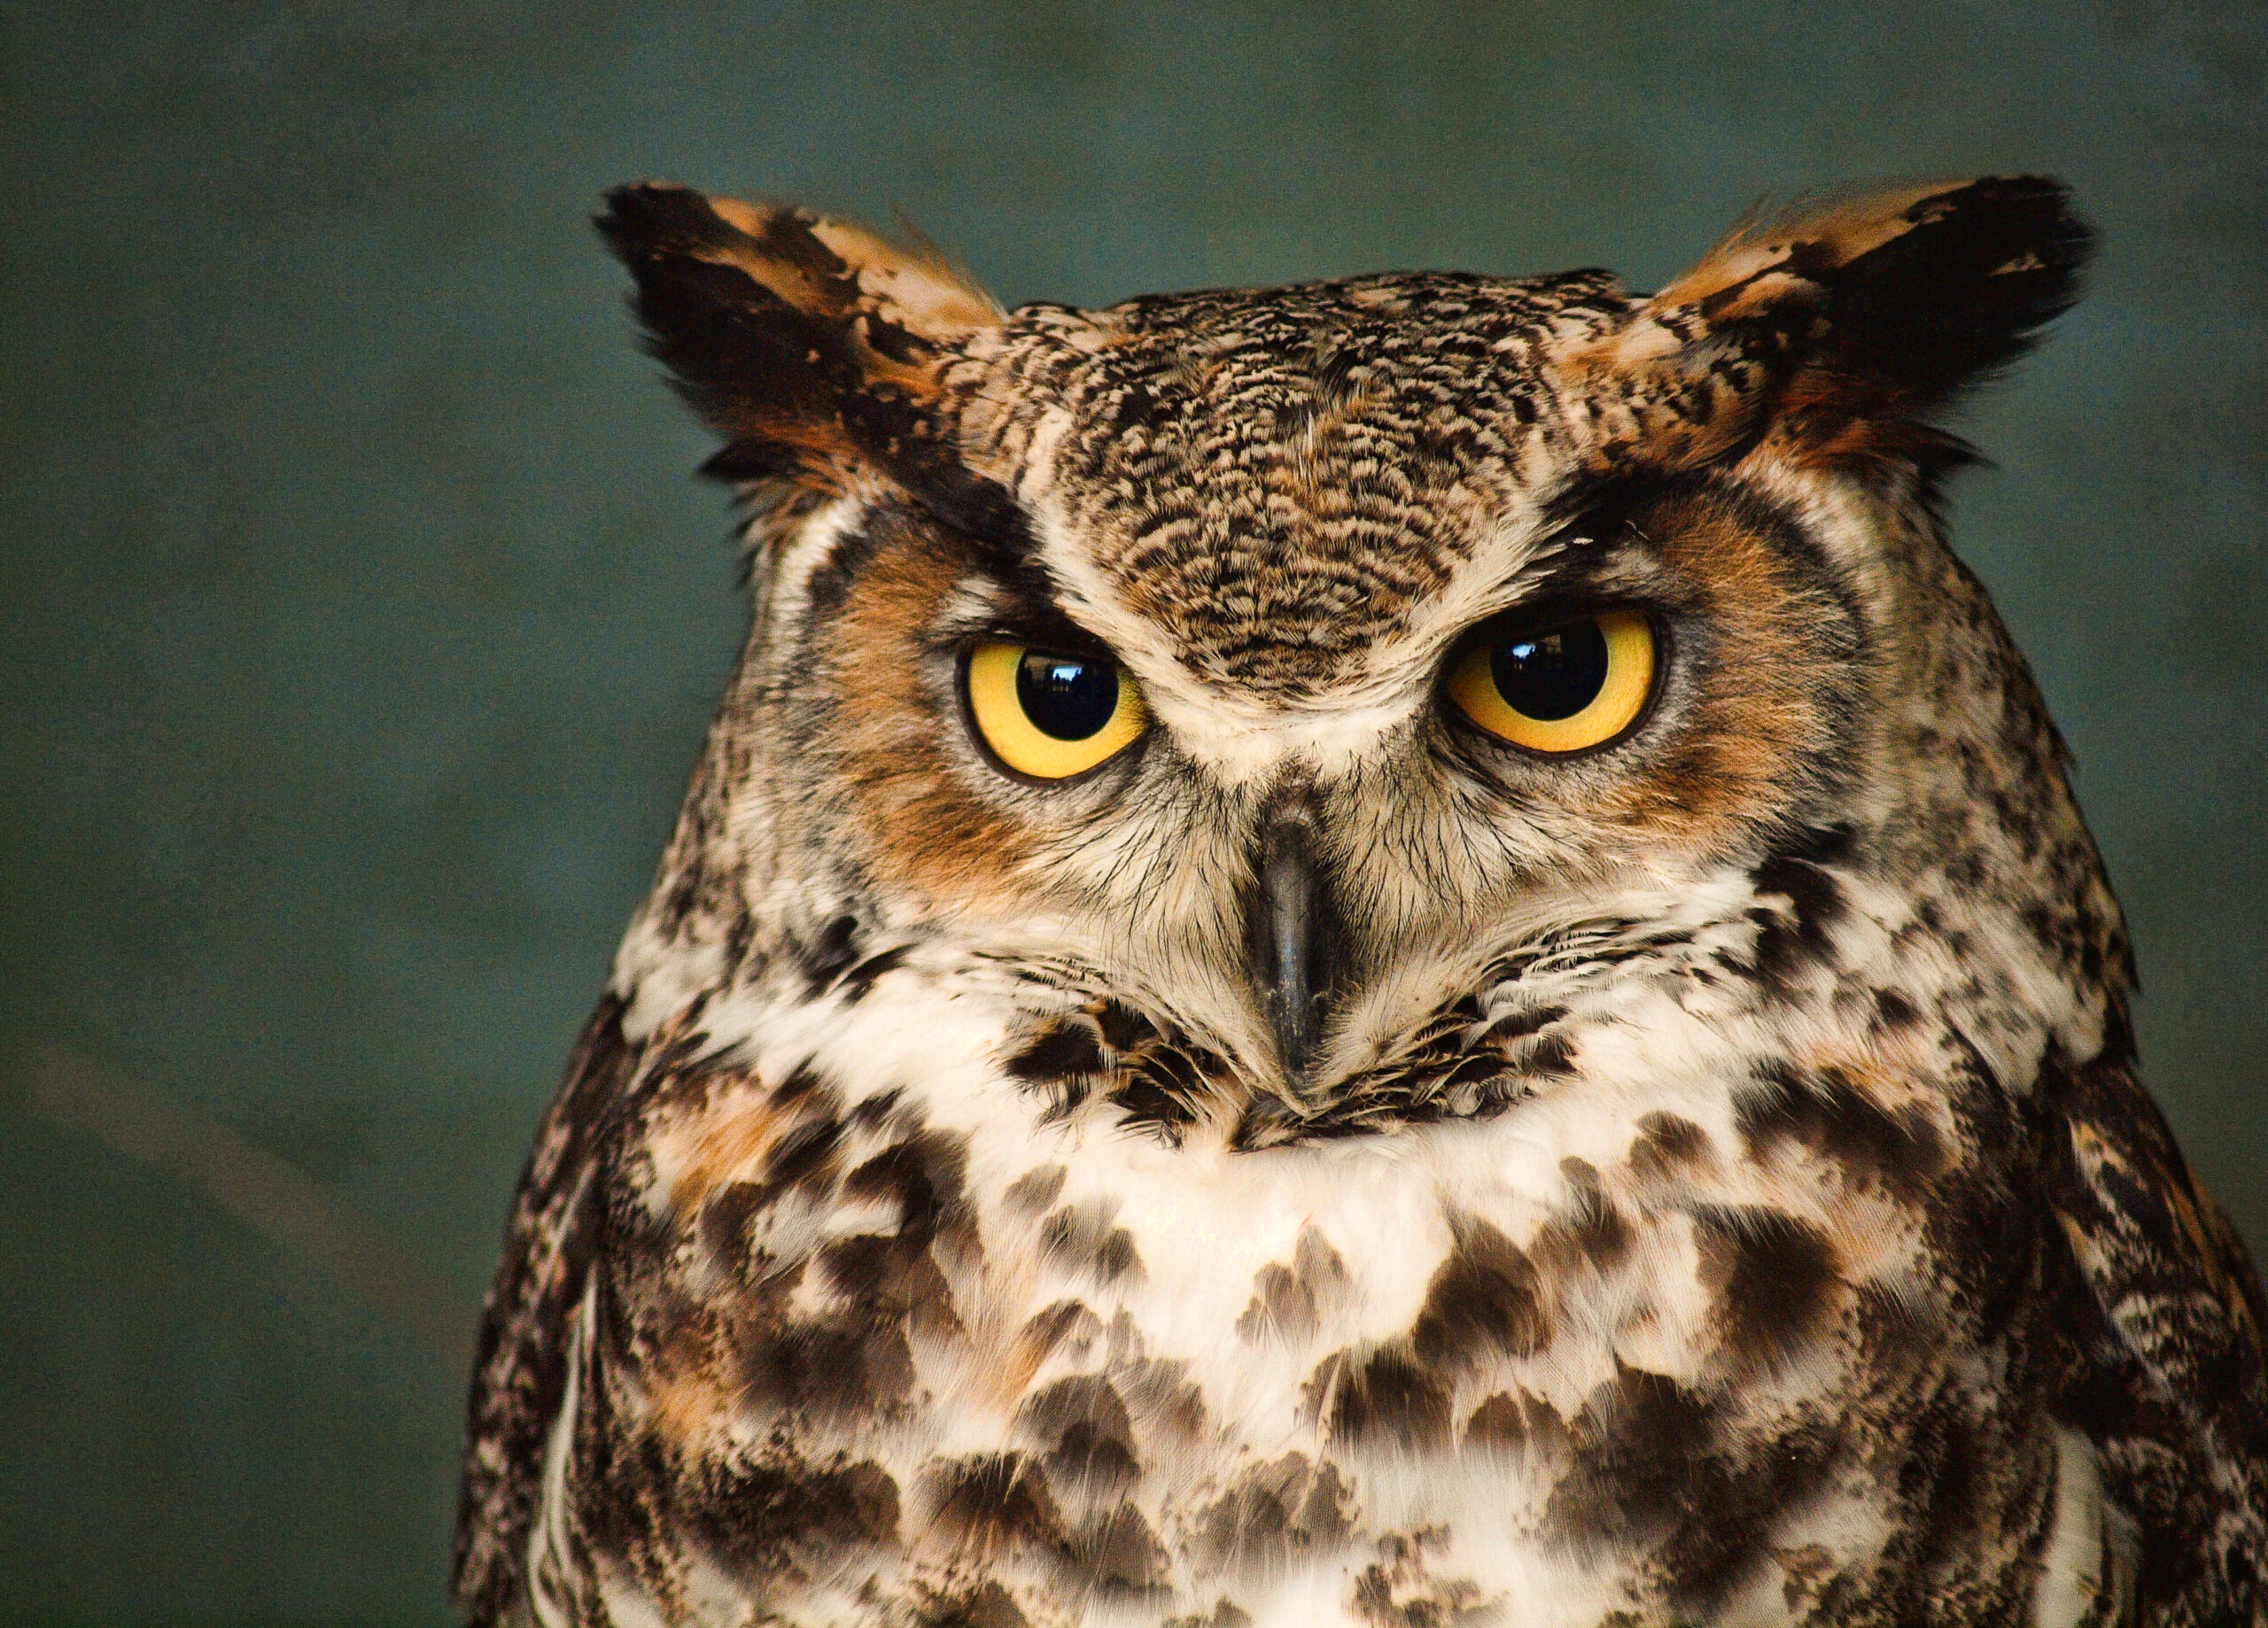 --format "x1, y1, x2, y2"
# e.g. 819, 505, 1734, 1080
456, 177, 2266, 1627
